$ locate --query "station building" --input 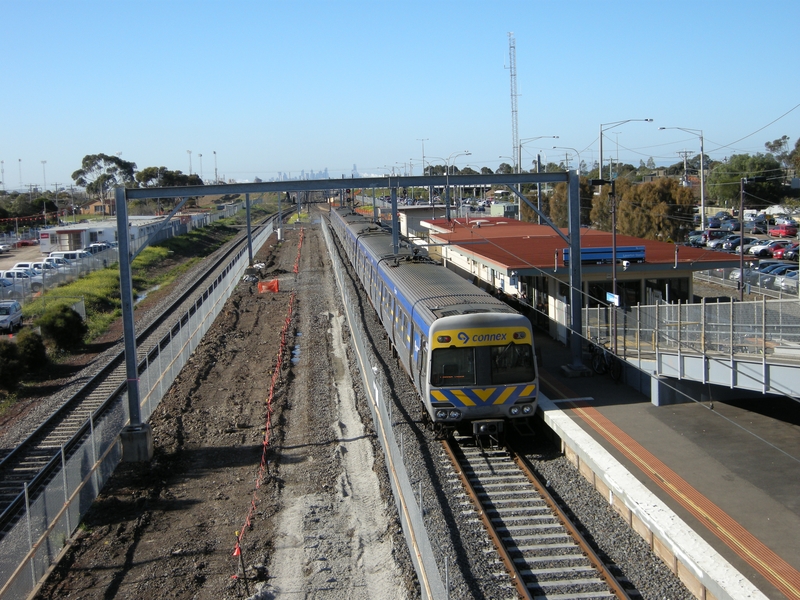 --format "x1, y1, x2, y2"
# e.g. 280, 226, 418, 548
408, 214, 740, 344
